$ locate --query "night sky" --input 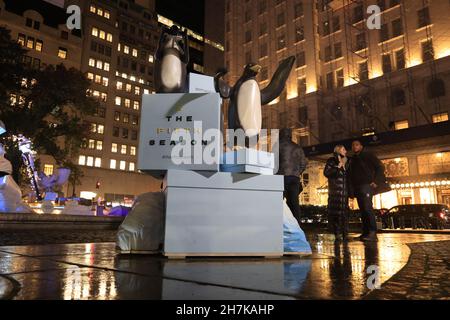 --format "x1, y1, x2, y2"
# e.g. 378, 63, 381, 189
155, 0, 205, 34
